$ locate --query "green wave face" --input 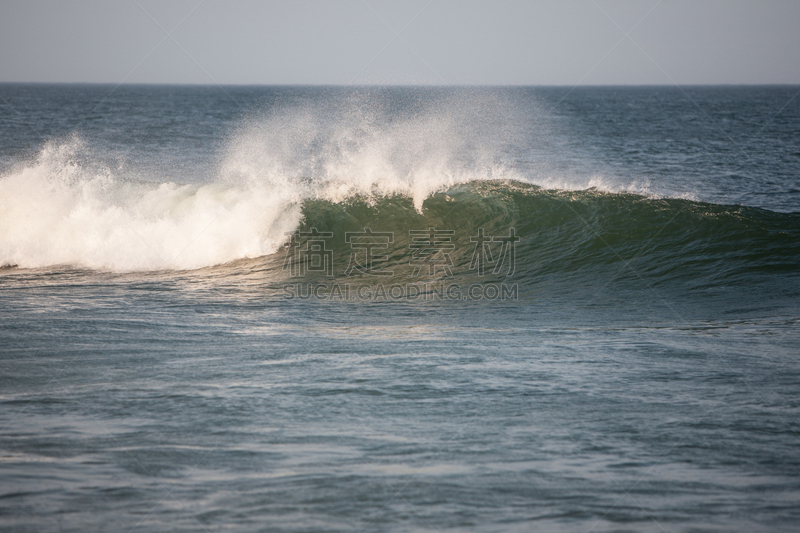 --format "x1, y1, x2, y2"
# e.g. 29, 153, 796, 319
277, 180, 800, 303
